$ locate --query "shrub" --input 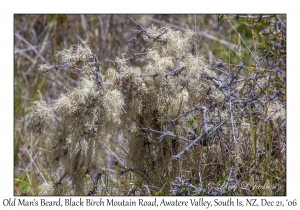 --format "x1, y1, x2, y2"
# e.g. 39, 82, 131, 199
25, 16, 286, 196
